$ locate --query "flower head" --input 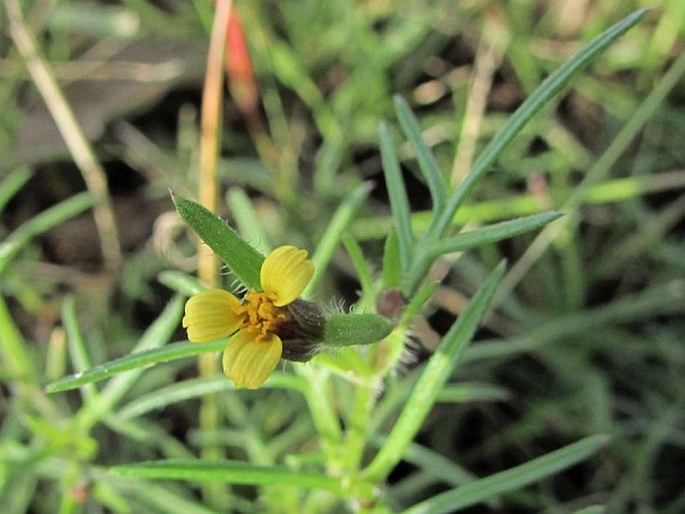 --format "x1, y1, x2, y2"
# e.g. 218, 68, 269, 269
183, 245, 314, 389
